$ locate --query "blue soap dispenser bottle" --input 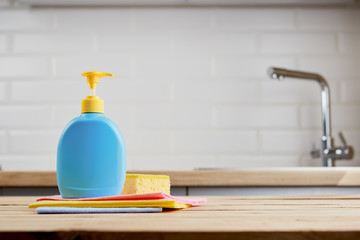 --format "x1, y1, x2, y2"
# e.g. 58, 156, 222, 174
57, 71, 126, 198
